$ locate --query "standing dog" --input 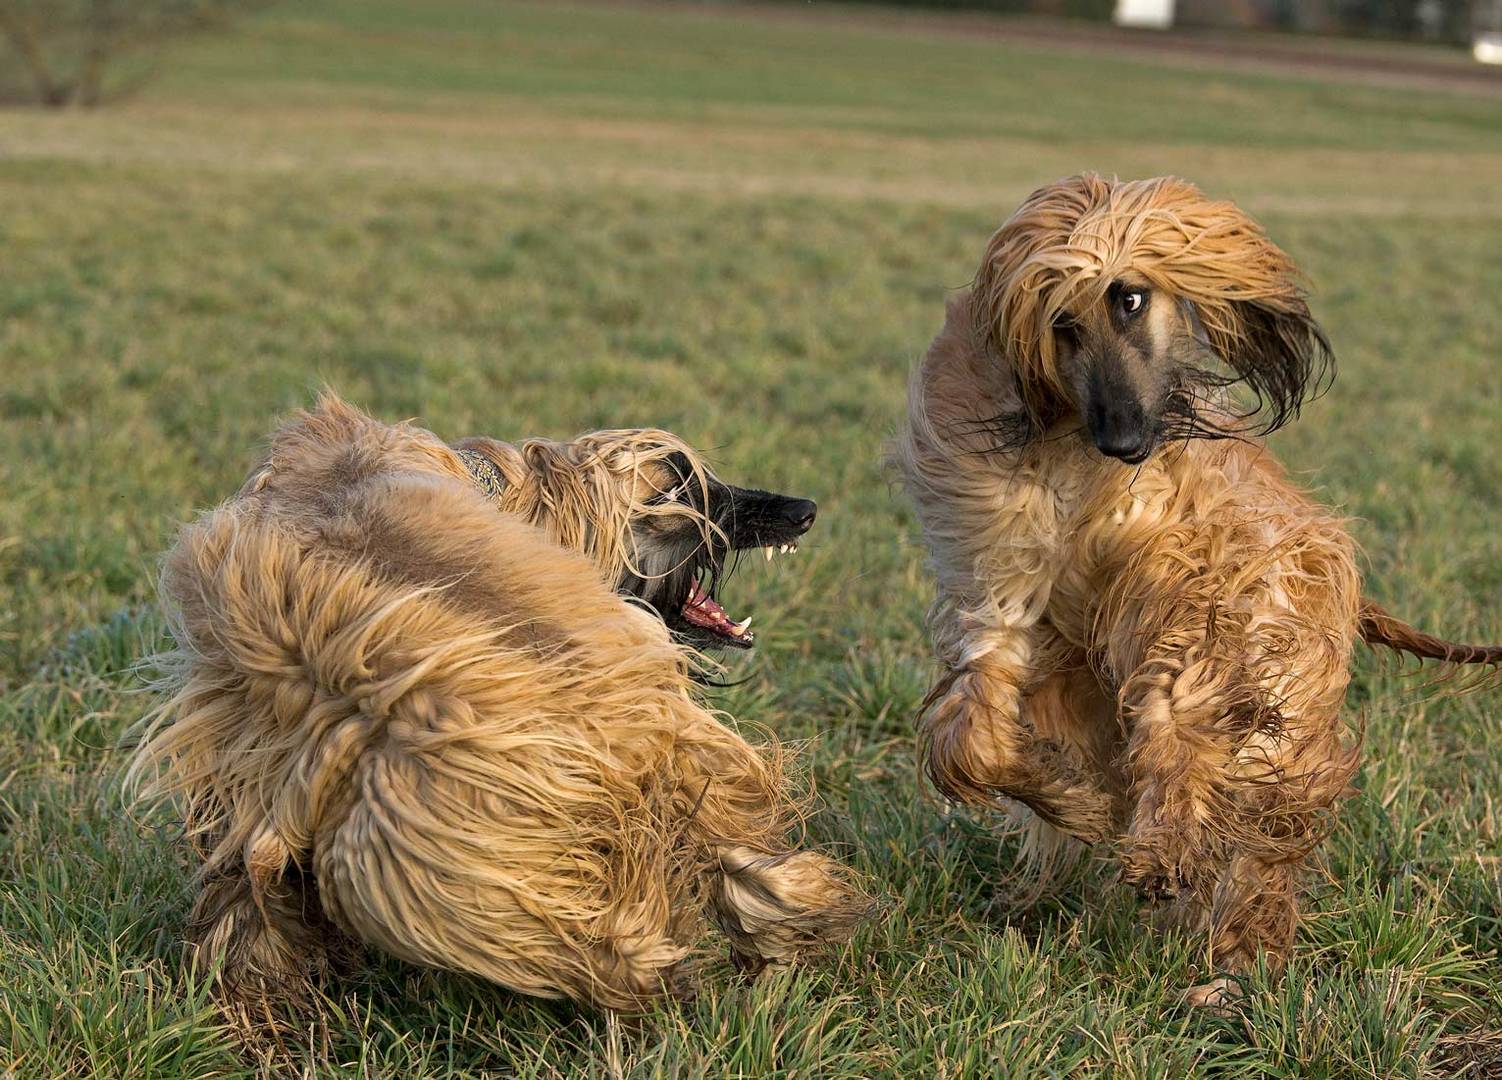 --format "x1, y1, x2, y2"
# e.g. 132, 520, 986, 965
130, 394, 870, 1011
894, 173, 1499, 1005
